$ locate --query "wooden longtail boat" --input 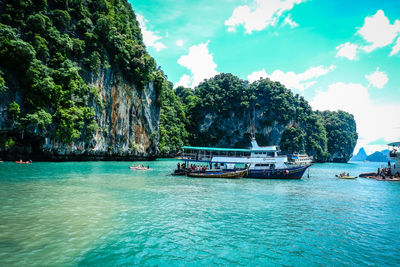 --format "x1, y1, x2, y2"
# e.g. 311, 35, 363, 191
187, 169, 247, 179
